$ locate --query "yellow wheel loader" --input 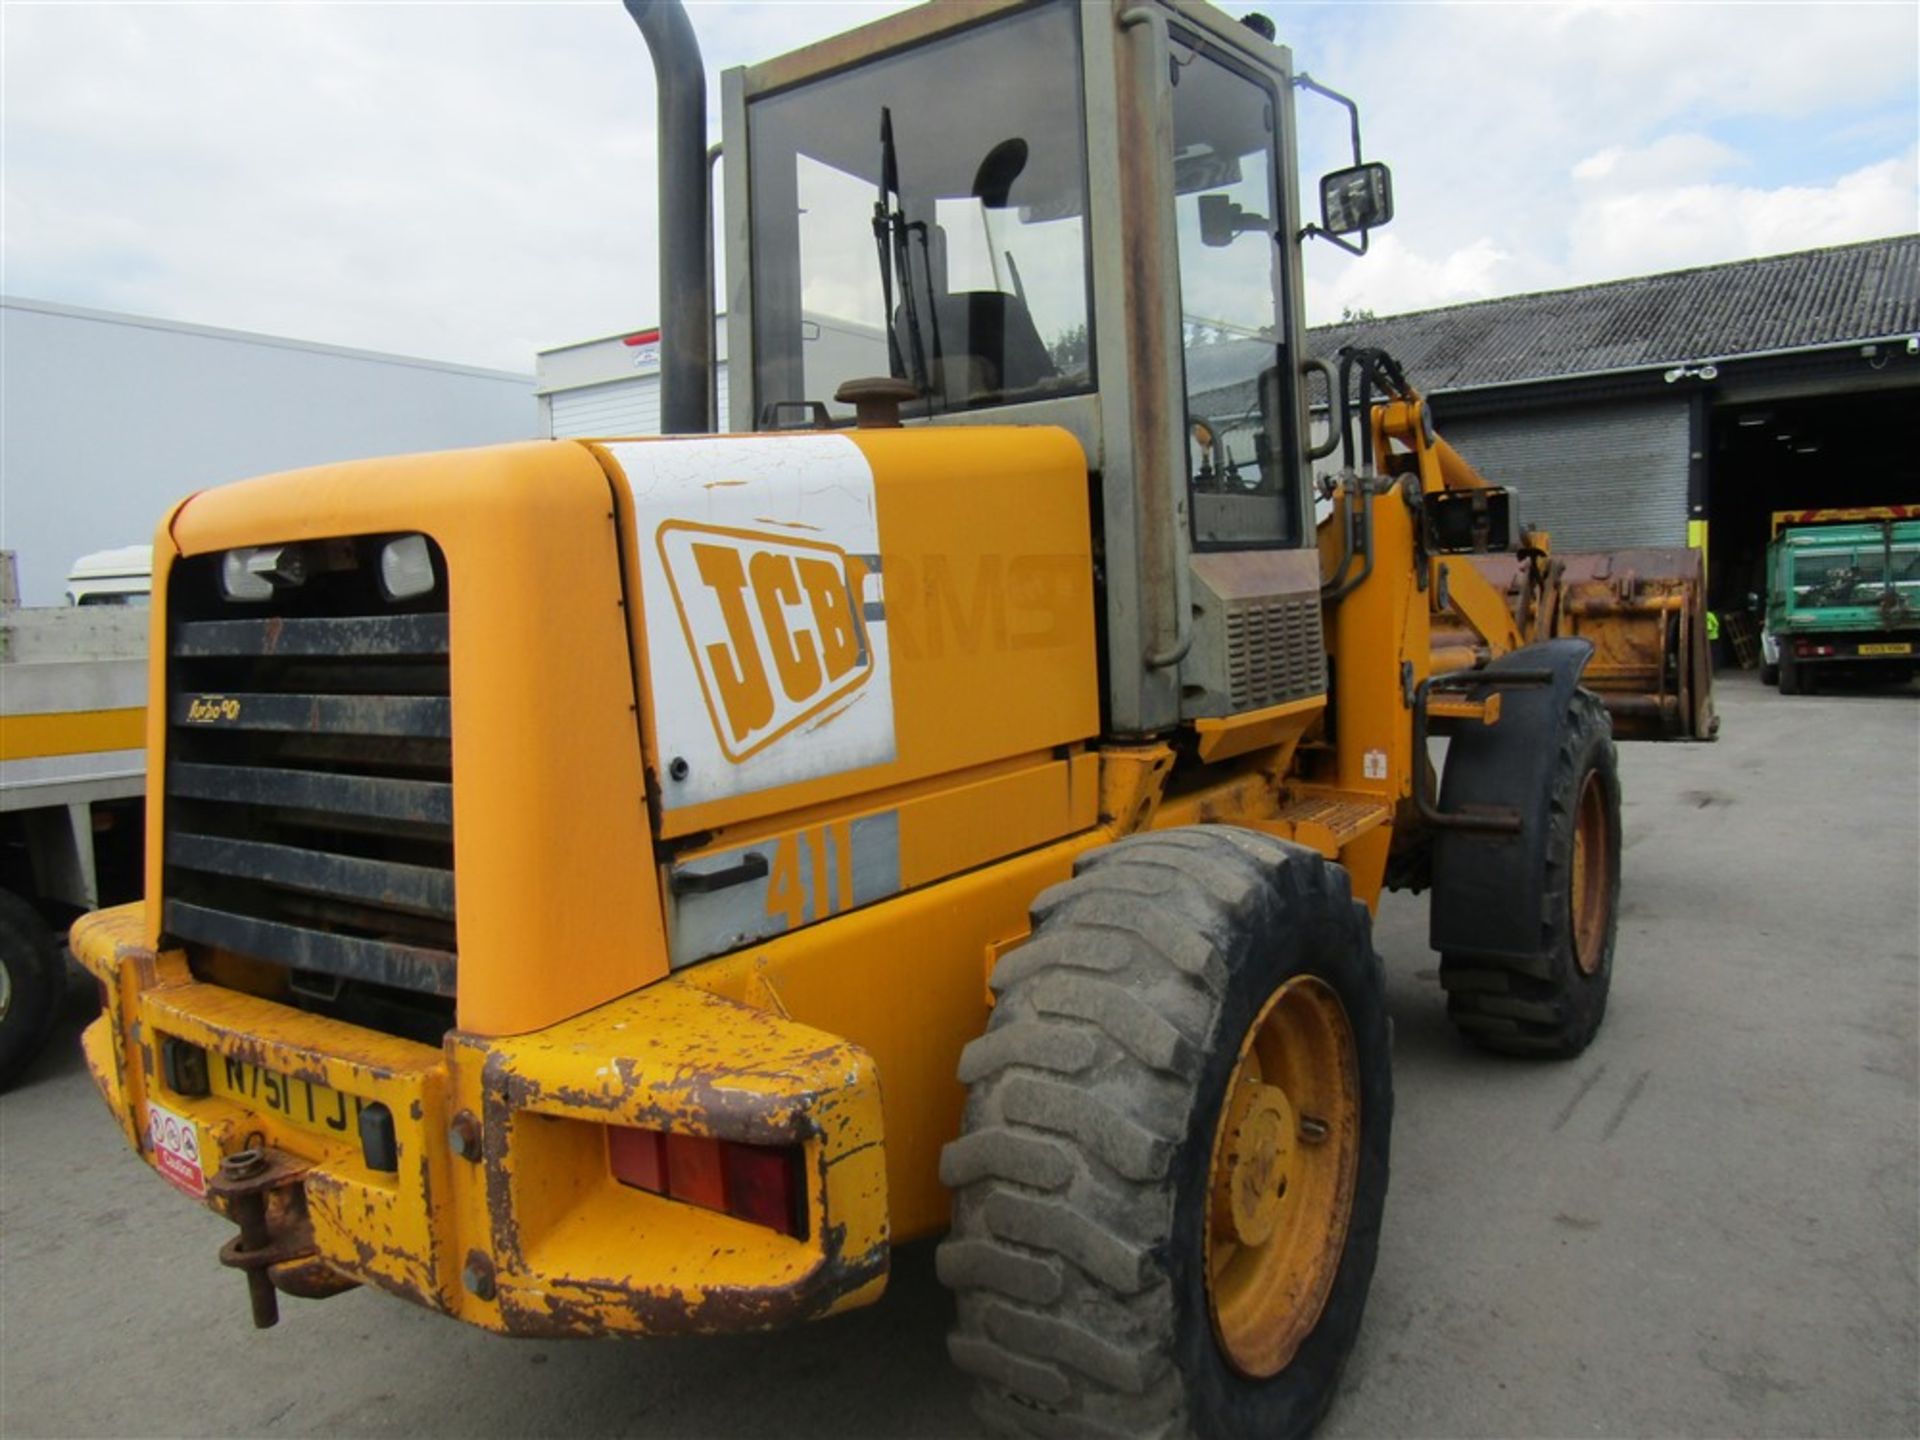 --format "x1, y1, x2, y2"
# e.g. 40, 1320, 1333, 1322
71, 2, 1713, 1435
